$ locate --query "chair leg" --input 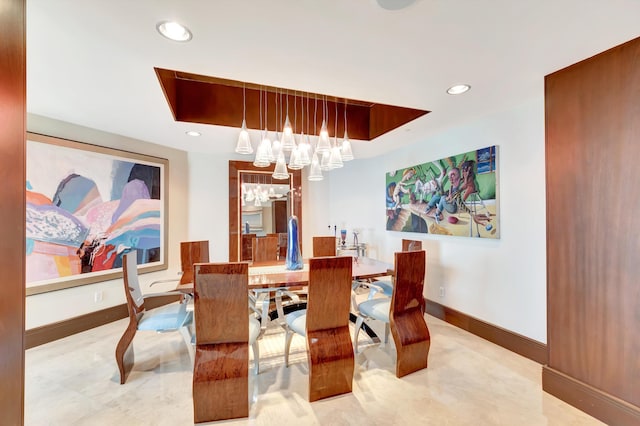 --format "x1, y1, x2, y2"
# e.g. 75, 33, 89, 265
353, 315, 365, 354
383, 323, 390, 345
179, 325, 195, 366
251, 340, 260, 374
259, 291, 271, 330
115, 320, 137, 384
284, 329, 294, 367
